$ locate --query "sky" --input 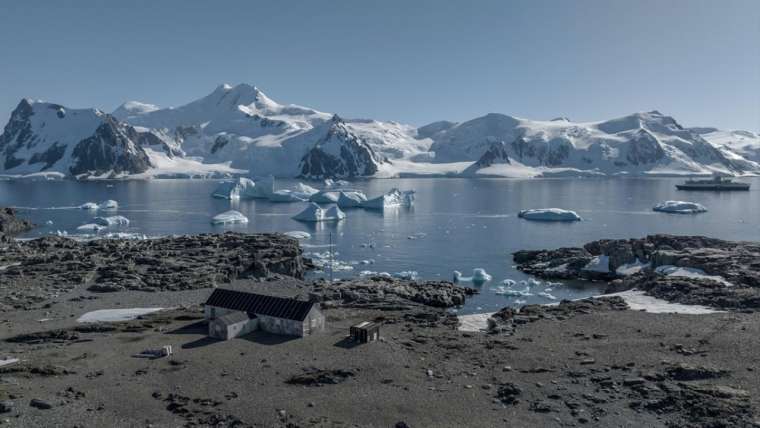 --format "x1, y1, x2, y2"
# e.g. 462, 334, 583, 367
1, 0, 758, 131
